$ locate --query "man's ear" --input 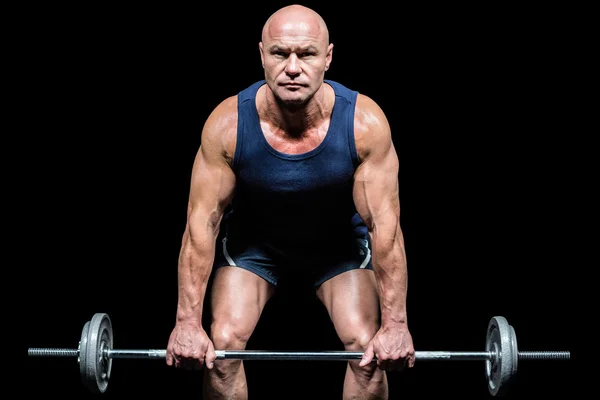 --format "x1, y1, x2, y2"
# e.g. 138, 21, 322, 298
325, 43, 334, 71
259, 42, 265, 68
